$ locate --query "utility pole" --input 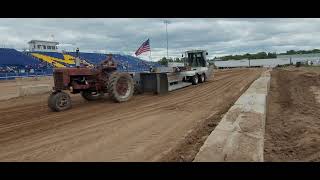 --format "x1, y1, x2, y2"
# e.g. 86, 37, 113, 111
164, 20, 170, 59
